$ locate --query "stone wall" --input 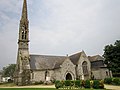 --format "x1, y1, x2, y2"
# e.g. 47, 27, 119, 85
77, 52, 91, 80
92, 68, 110, 79
61, 58, 76, 80
54, 58, 76, 80
31, 70, 45, 82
